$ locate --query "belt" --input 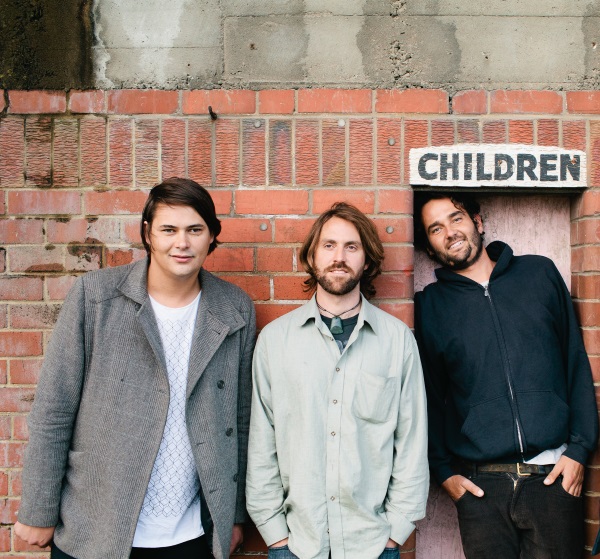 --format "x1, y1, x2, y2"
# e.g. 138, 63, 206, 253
460, 462, 554, 476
